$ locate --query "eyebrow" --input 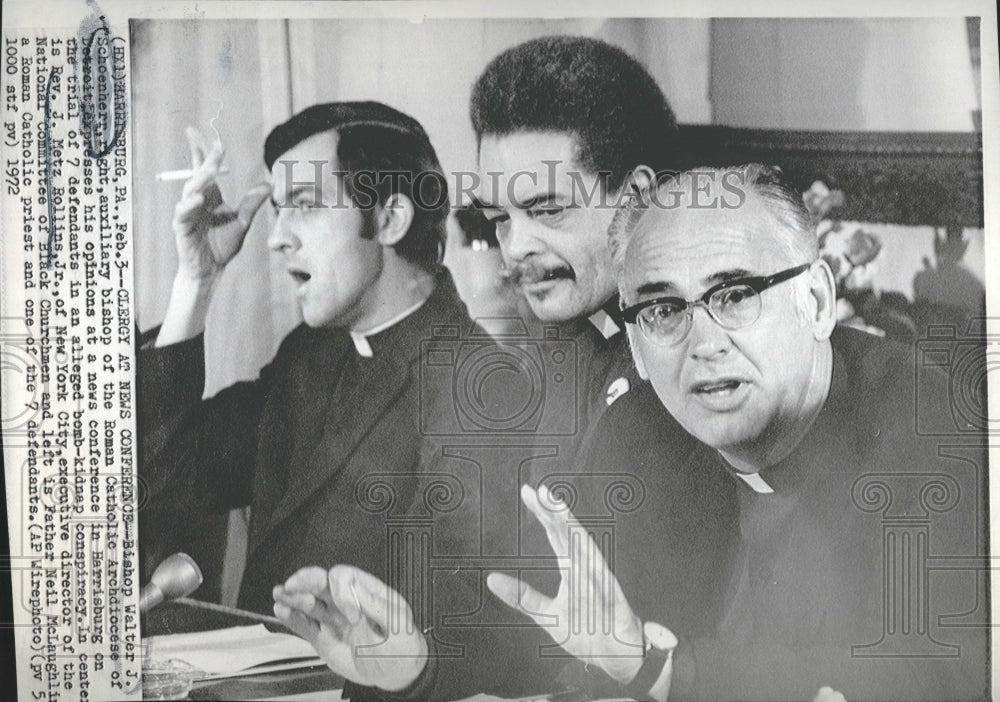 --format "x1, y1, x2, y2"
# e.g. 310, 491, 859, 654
705, 268, 753, 285
474, 191, 563, 211
515, 191, 561, 210
635, 281, 676, 296
633, 268, 755, 298
271, 185, 322, 208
